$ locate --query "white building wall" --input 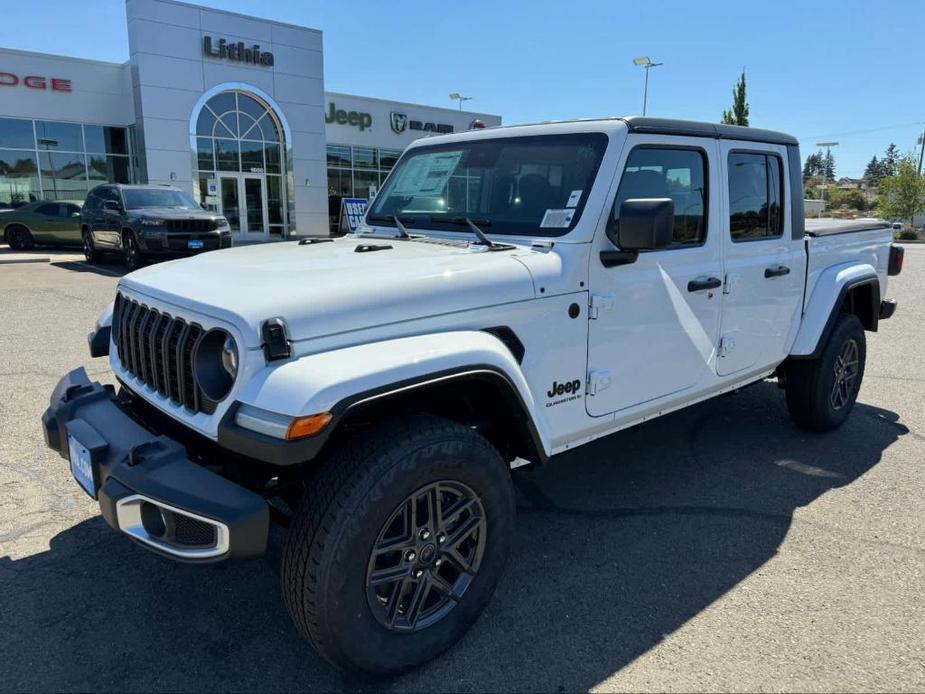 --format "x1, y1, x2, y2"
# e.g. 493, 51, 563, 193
323, 92, 501, 150
126, 0, 328, 235
0, 48, 133, 125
